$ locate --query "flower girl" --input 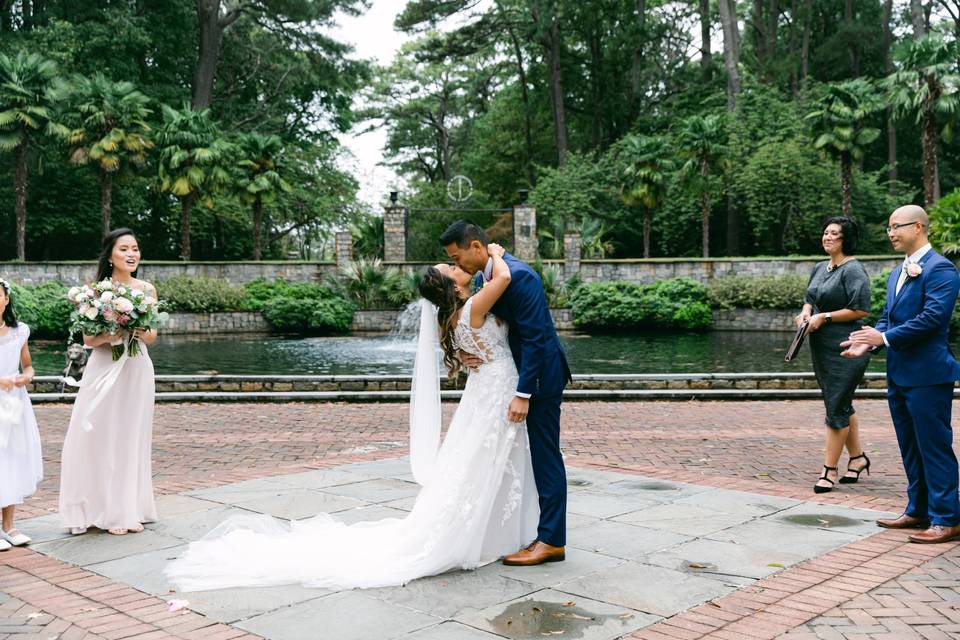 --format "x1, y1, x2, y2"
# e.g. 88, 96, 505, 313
0, 278, 42, 550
